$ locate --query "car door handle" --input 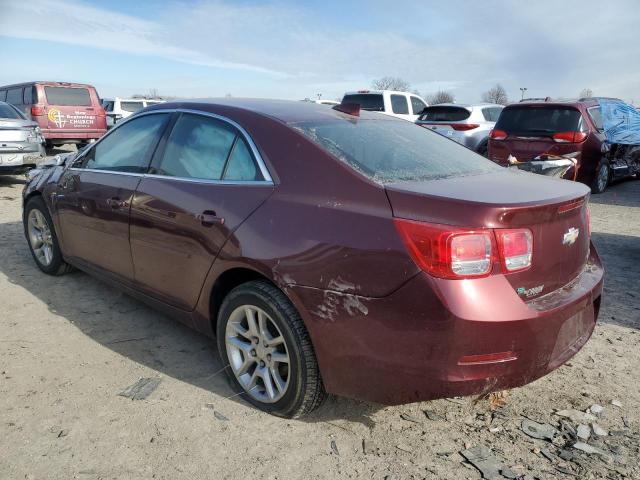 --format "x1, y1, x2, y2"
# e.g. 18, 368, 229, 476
196, 210, 225, 226
106, 197, 129, 209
